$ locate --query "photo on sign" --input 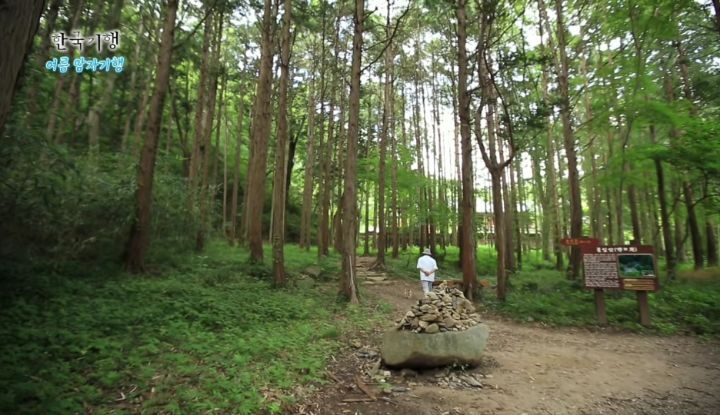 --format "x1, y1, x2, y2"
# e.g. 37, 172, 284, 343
617, 254, 655, 278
